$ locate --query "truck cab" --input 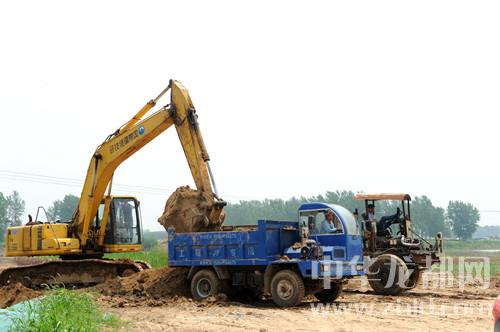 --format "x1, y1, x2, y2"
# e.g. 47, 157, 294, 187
298, 202, 363, 263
